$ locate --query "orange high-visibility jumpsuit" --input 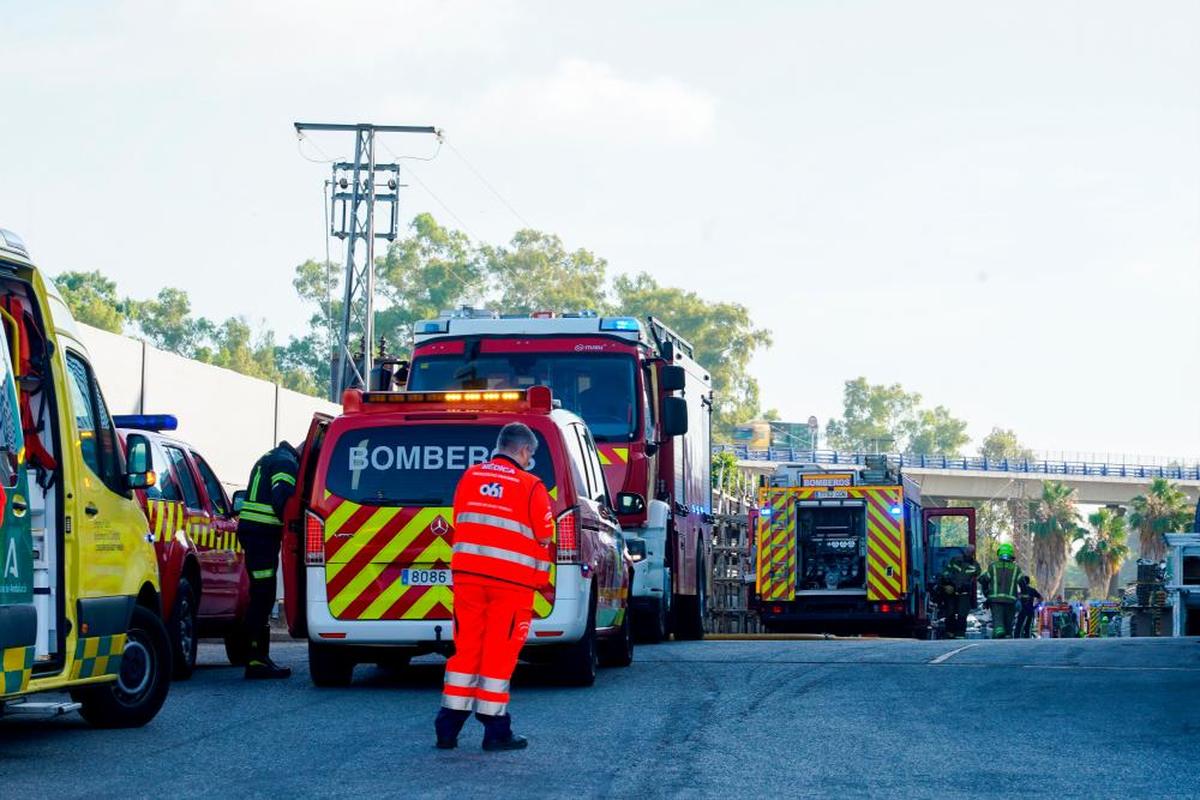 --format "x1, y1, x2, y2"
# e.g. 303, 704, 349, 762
440, 455, 554, 718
